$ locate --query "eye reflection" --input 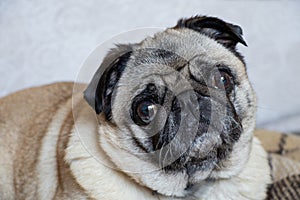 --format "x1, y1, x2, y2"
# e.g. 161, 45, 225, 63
211, 70, 233, 91
137, 101, 158, 124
